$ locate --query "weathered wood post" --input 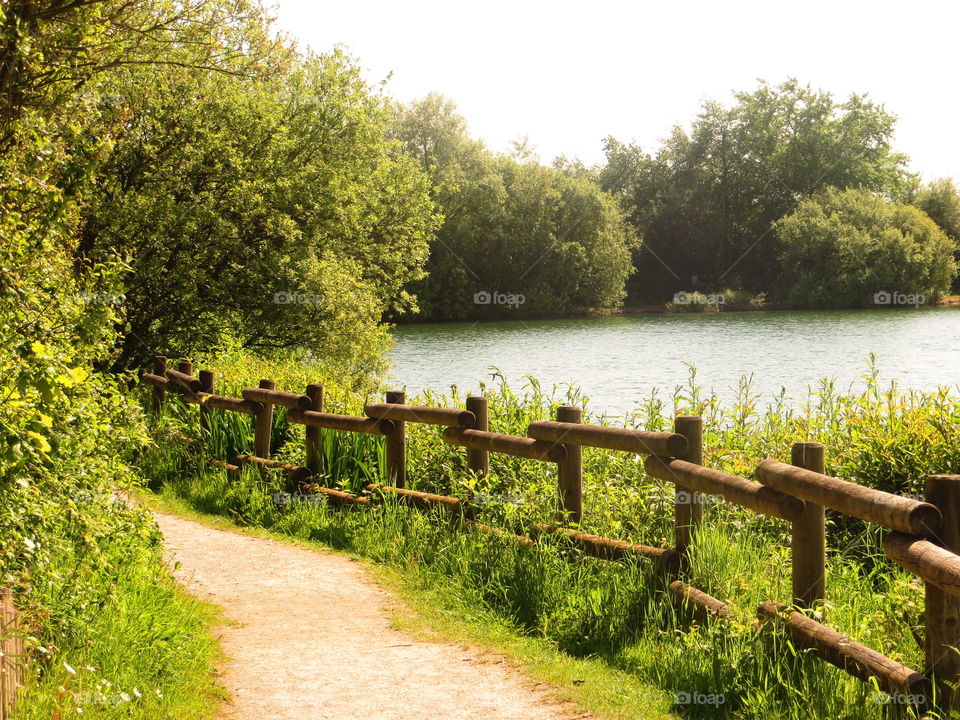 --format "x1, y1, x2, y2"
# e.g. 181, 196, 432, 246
176, 360, 192, 400
305, 383, 324, 476
253, 379, 275, 459
198, 369, 214, 434
925, 474, 960, 711
385, 390, 406, 488
674, 415, 703, 554
556, 405, 583, 524
465, 396, 489, 476
151, 355, 167, 413
1, 587, 23, 720
790, 442, 826, 608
